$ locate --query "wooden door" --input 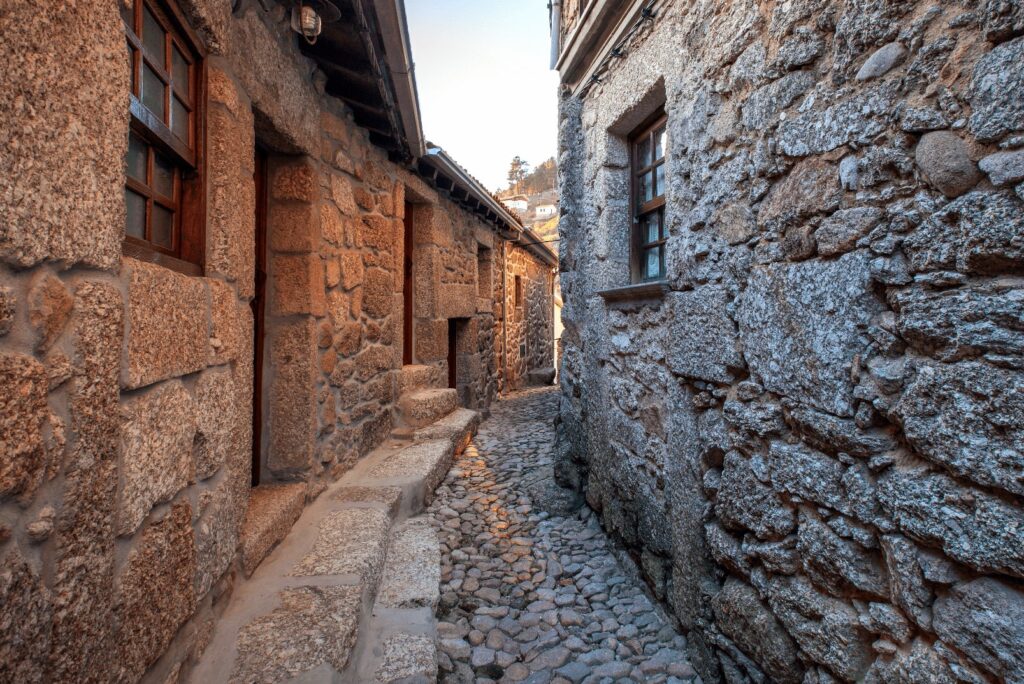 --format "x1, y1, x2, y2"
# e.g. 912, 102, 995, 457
251, 147, 268, 486
403, 201, 414, 365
